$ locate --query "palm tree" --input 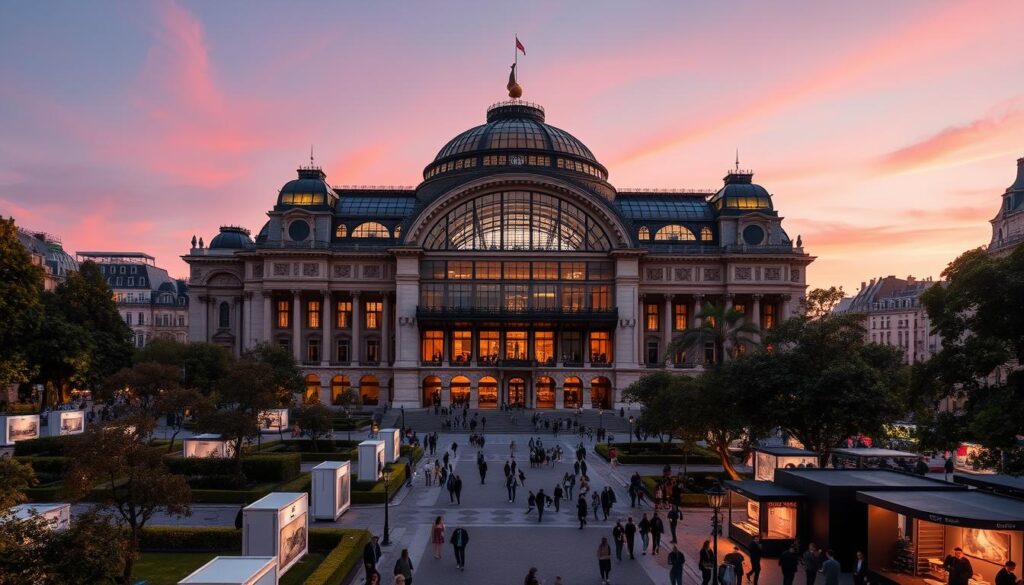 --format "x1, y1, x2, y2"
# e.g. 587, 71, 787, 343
664, 301, 761, 364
